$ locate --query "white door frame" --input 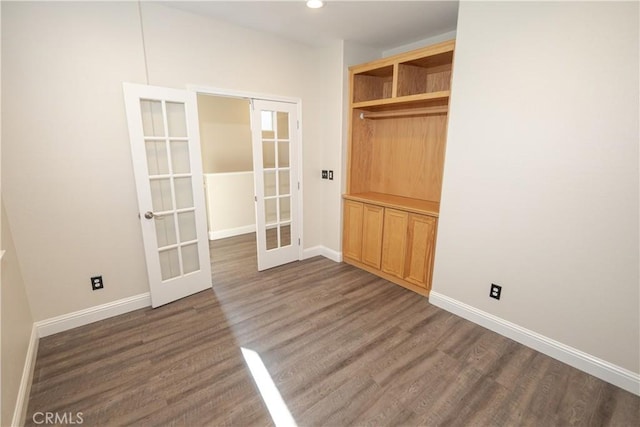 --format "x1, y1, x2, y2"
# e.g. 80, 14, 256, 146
188, 85, 304, 262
